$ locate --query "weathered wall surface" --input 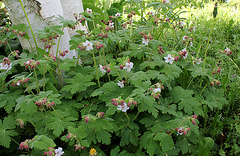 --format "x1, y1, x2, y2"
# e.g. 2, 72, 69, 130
3, 0, 85, 59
